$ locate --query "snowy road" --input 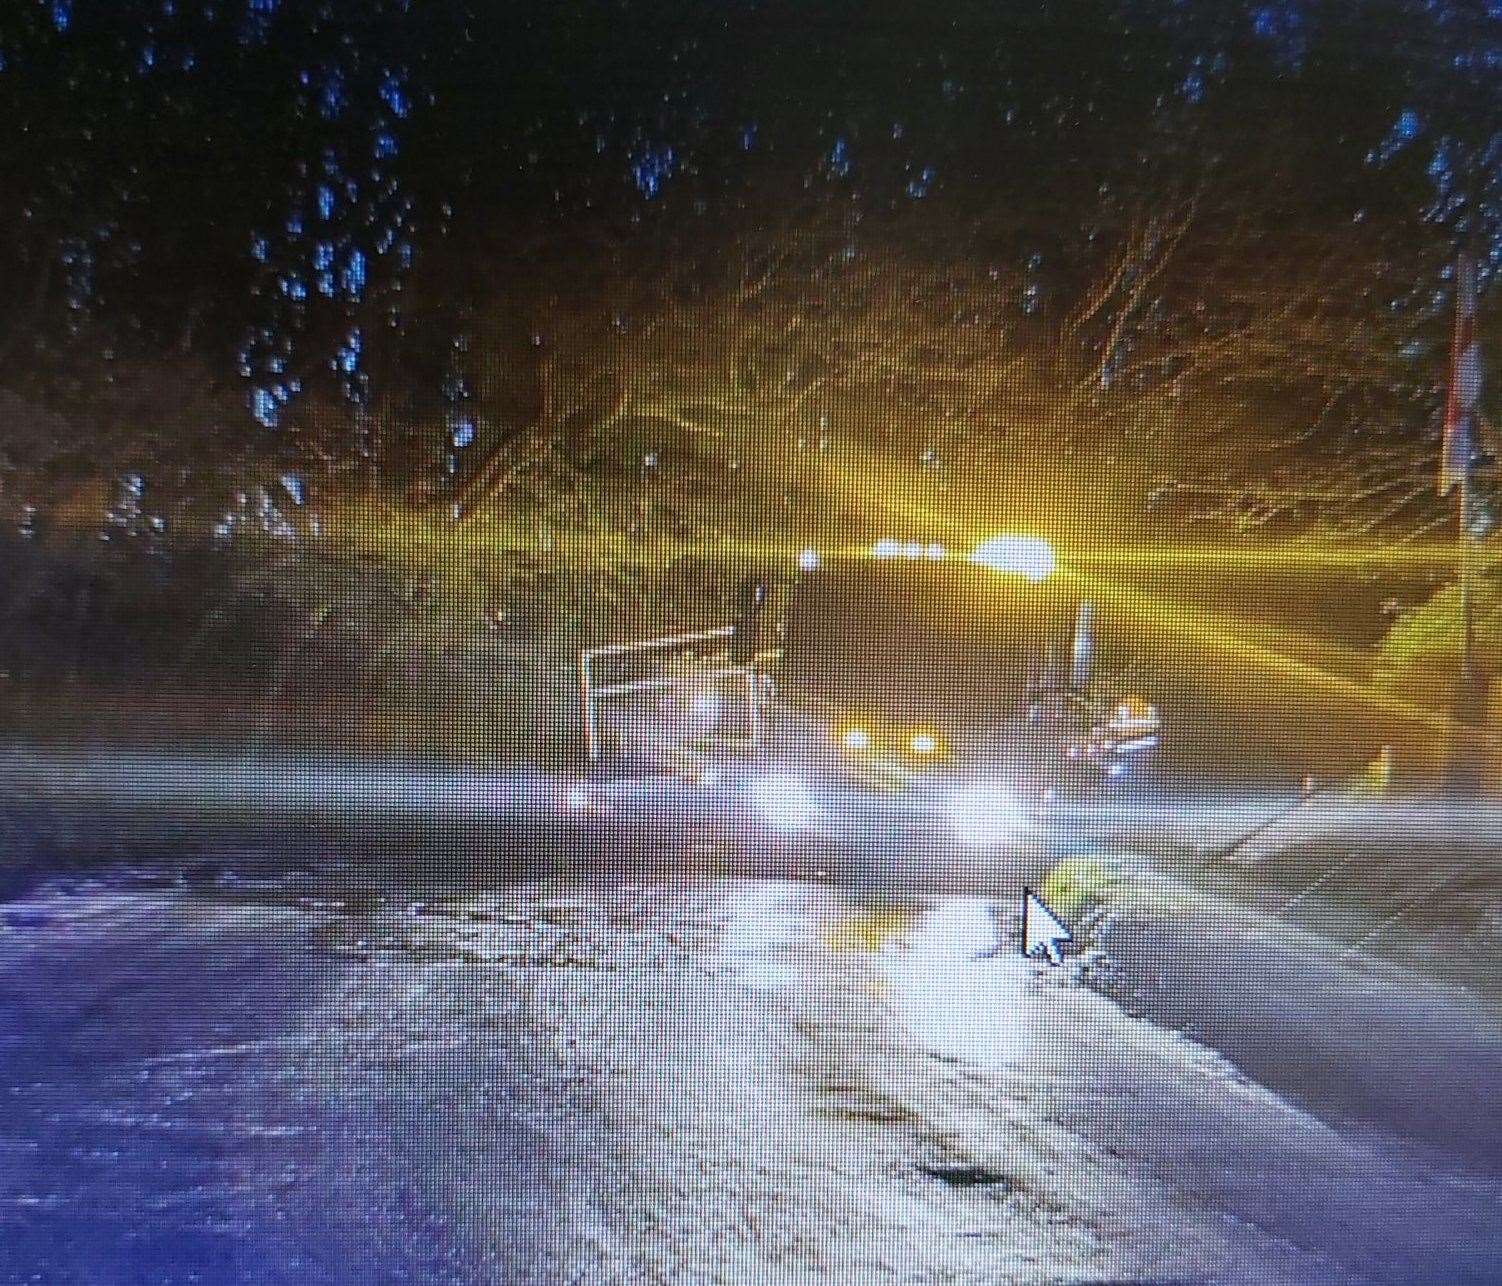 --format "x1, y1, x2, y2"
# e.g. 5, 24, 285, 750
3, 859, 1502, 1283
